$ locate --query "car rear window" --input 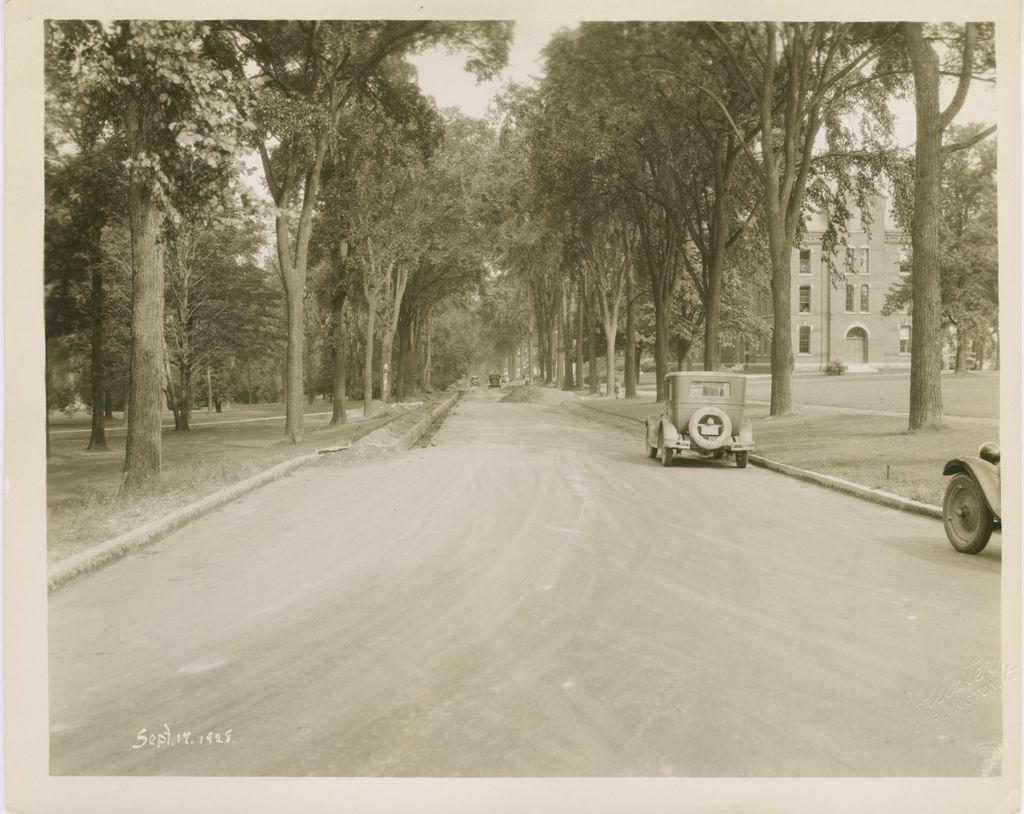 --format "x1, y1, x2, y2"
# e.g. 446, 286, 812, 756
689, 381, 731, 398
